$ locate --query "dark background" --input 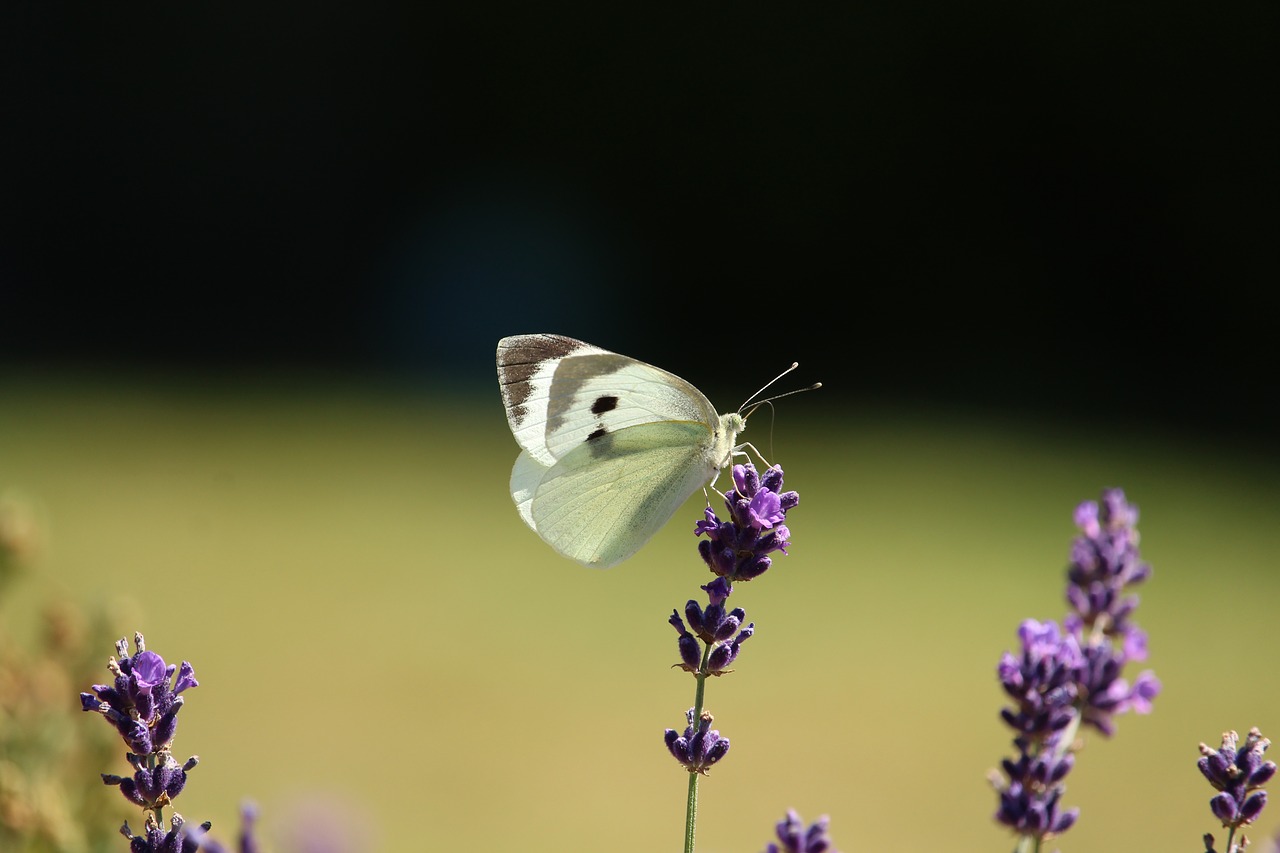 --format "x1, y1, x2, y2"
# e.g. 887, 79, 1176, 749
3, 5, 1276, 445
